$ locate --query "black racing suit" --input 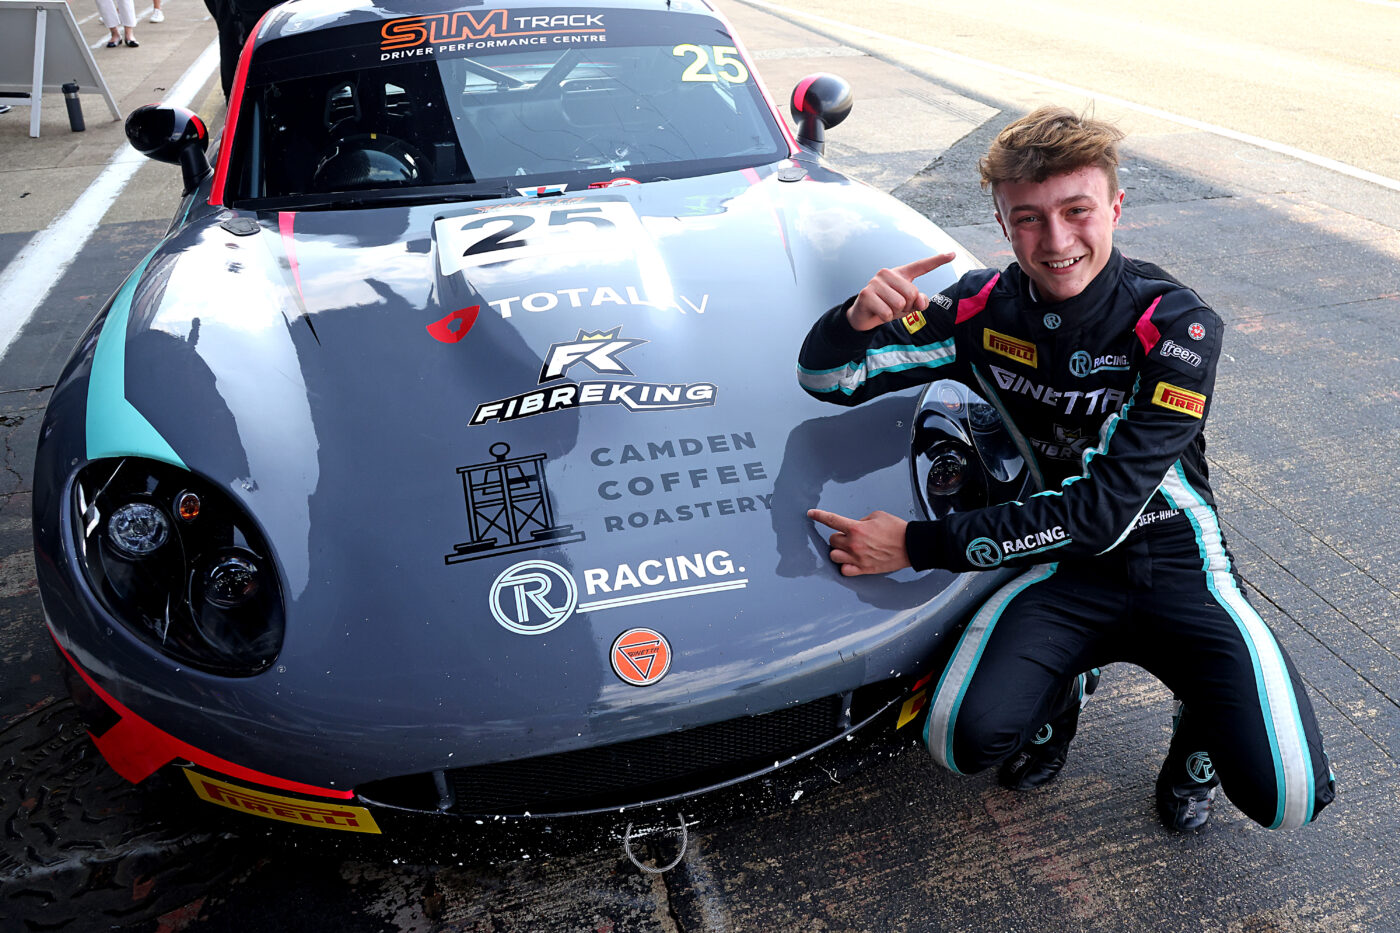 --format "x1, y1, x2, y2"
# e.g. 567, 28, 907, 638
798, 249, 1333, 829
